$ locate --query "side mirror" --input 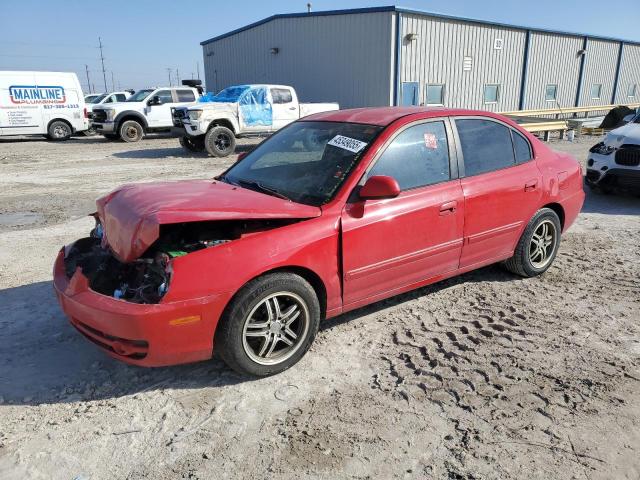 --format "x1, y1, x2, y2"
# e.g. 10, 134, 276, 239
359, 175, 400, 200
148, 95, 161, 106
